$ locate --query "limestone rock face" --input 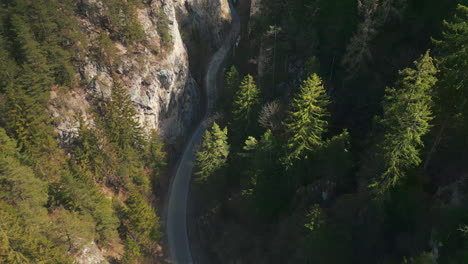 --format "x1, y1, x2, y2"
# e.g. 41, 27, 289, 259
175, 0, 231, 46
74, 241, 109, 264
173, 0, 232, 78
51, 0, 231, 144
50, 0, 233, 144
